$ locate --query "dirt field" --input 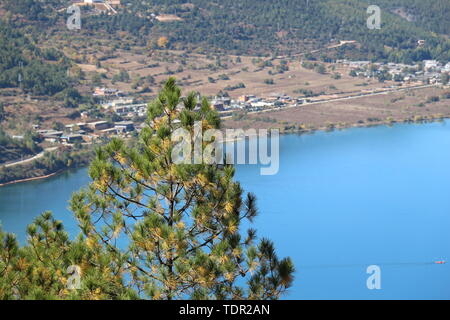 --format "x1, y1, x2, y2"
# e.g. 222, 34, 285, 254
1, 37, 448, 135
0, 88, 77, 134
71, 44, 397, 99
224, 86, 450, 131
